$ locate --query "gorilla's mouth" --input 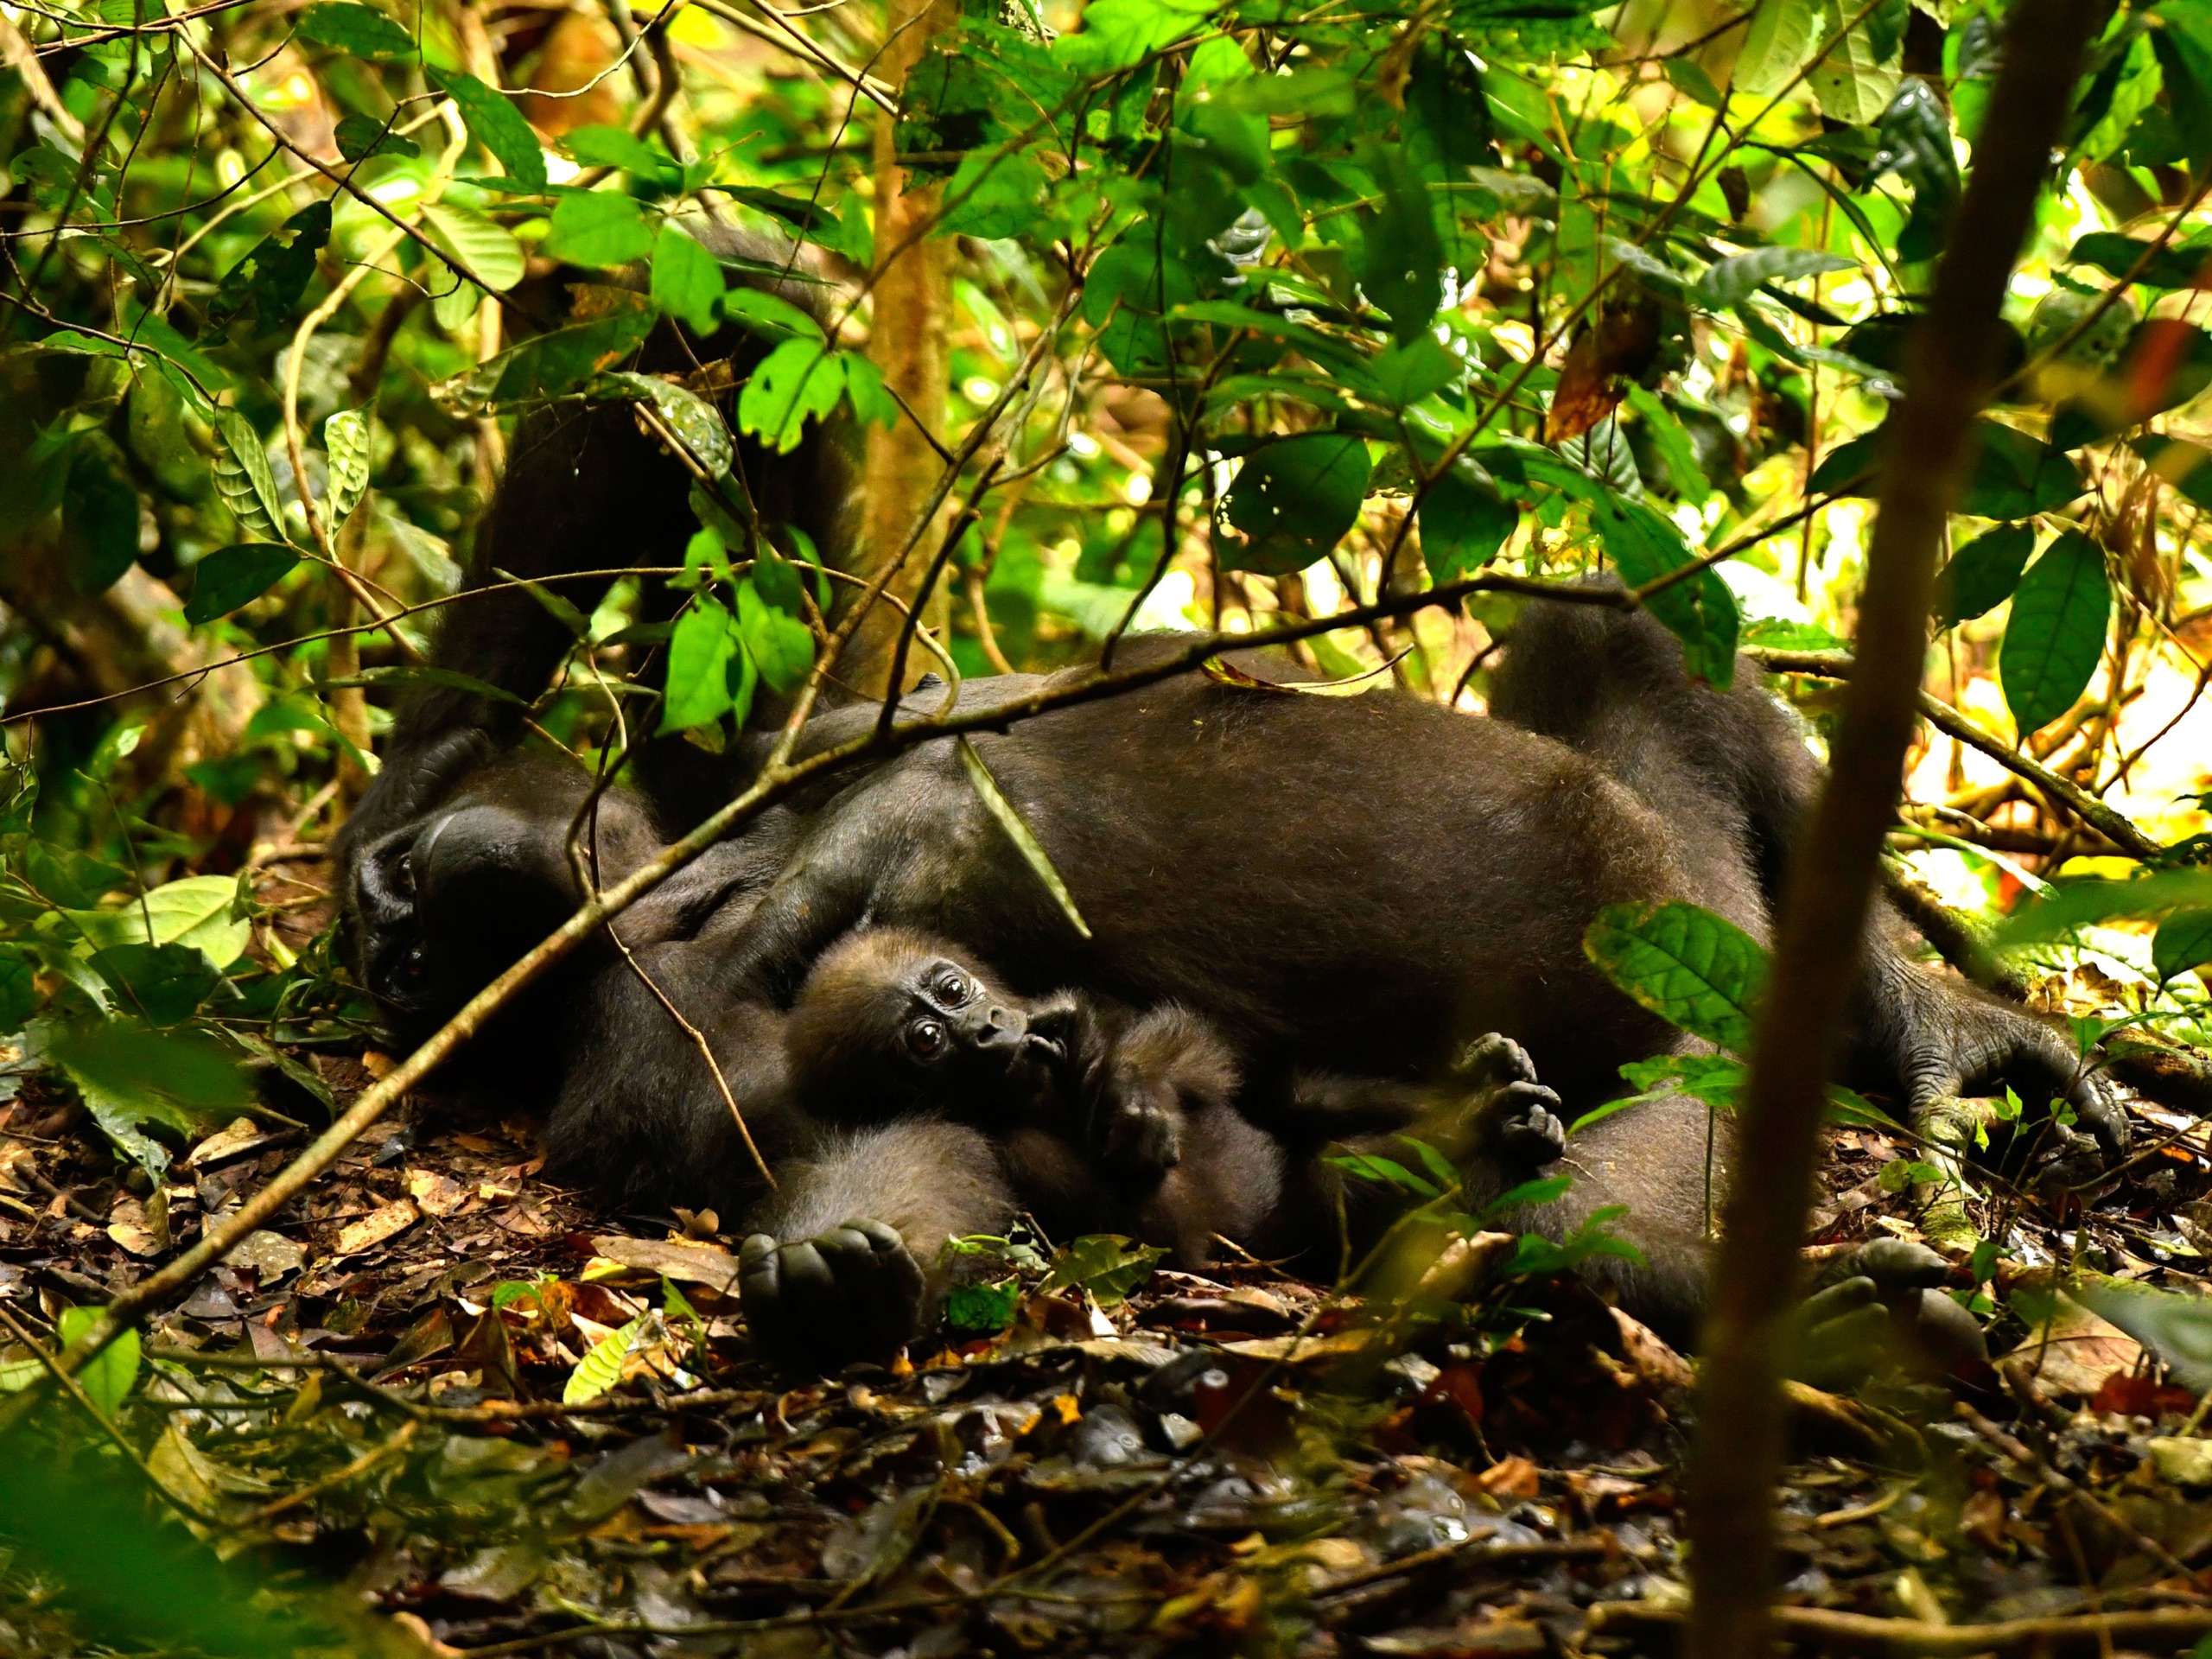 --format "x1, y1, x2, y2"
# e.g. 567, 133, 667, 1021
358, 812, 455, 1013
